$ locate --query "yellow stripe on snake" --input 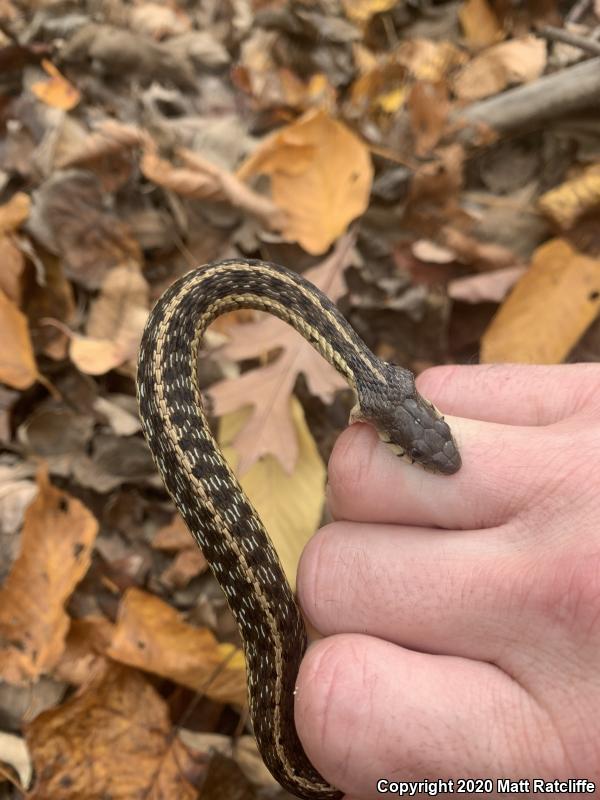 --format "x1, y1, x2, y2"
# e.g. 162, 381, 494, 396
136, 259, 461, 799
